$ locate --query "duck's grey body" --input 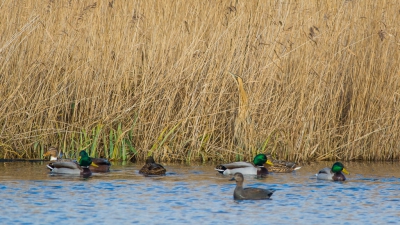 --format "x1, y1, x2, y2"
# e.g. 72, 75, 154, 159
233, 186, 275, 200
47, 161, 81, 174
216, 162, 259, 175
215, 154, 272, 176
230, 172, 275, 200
